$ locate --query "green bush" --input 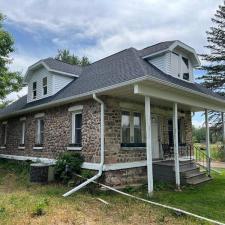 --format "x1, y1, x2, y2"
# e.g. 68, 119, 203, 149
32, 198, 49, 217
54, 152, 84, 183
